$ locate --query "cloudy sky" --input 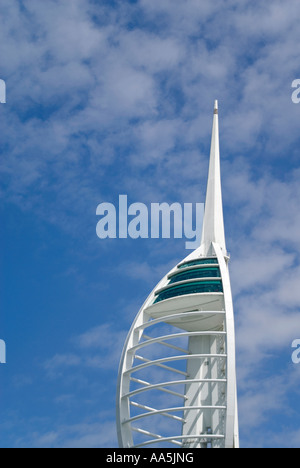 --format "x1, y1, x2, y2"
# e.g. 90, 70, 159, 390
0, 0, 300, 448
